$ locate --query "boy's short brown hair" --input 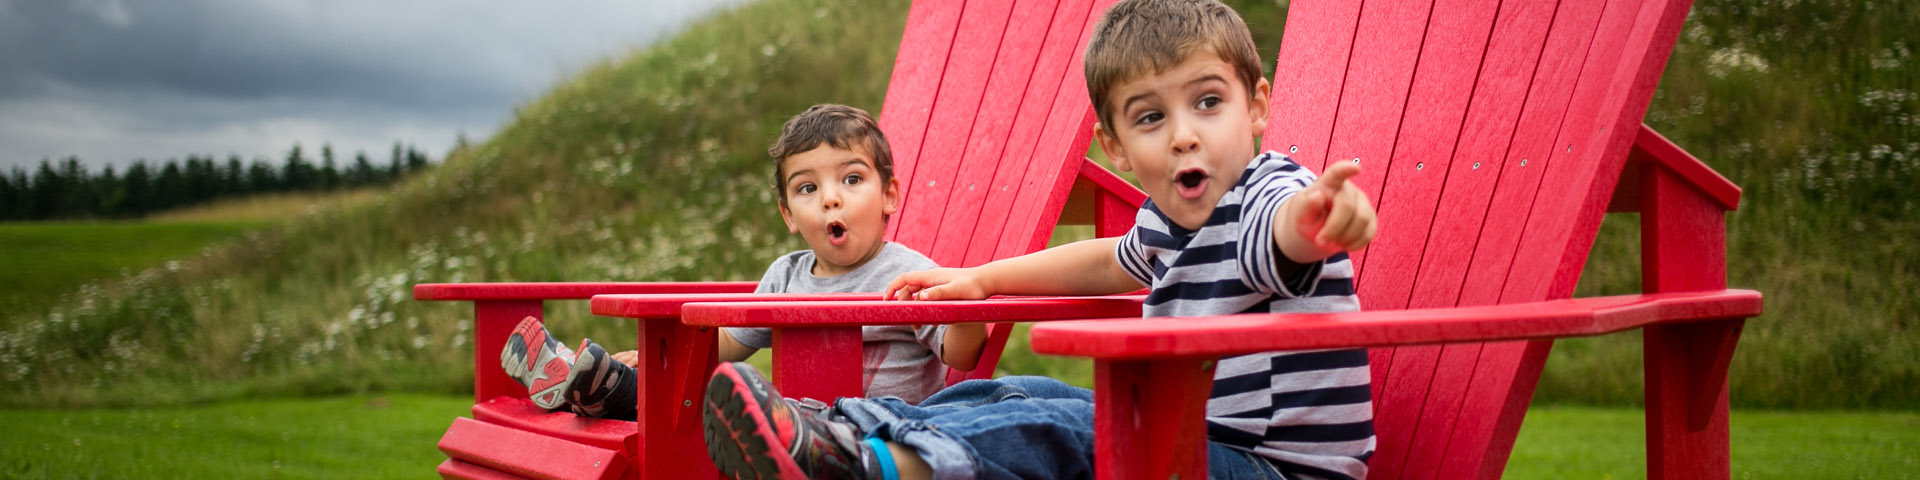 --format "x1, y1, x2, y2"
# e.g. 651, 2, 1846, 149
767, 104, 896, 207
1084, 0, 1265, 128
